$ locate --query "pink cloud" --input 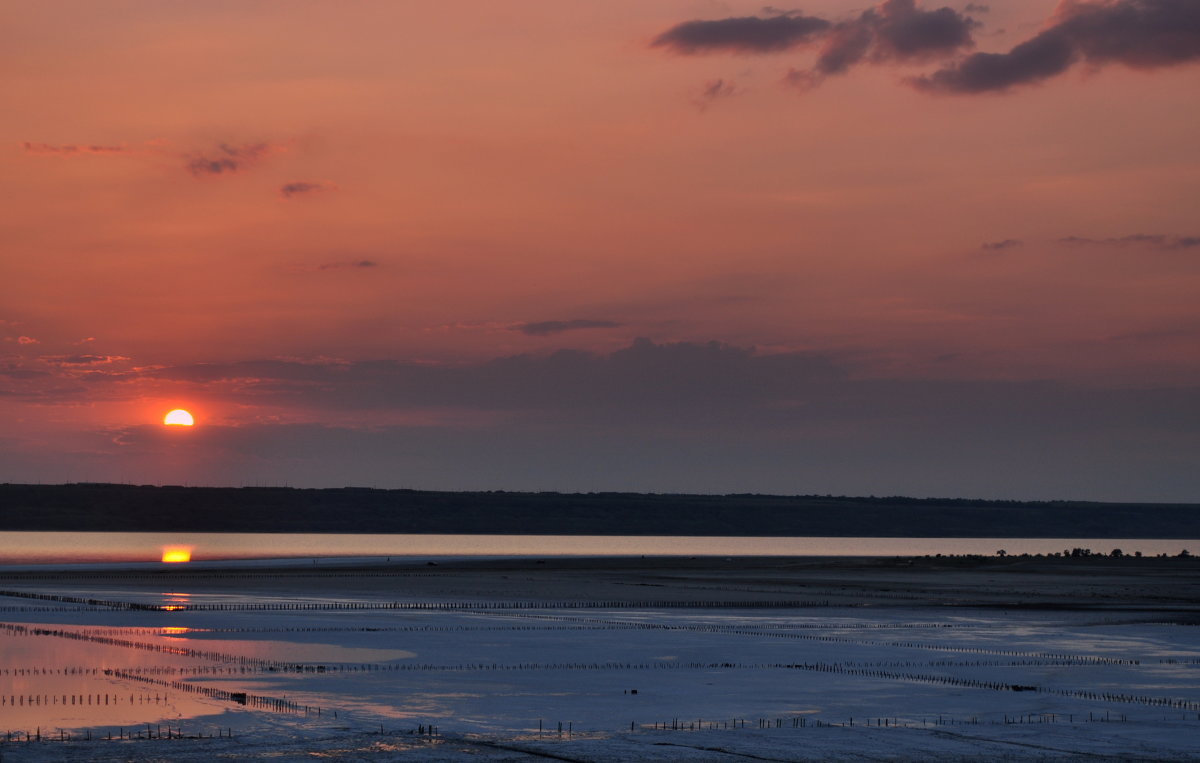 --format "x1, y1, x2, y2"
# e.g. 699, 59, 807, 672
22, 142, 130, 156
